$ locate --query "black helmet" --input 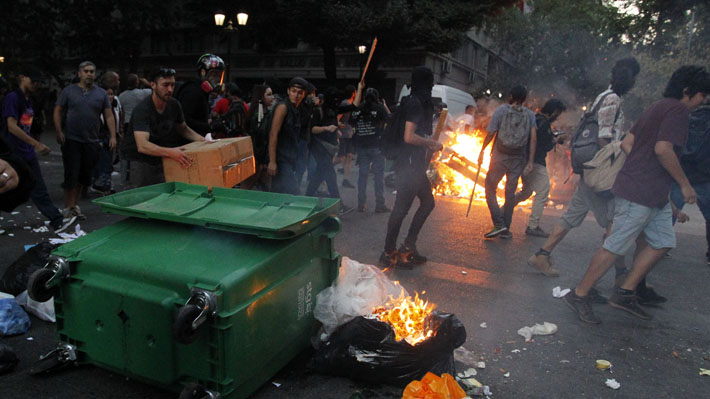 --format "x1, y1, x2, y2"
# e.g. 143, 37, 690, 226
196, 54, 225, 73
